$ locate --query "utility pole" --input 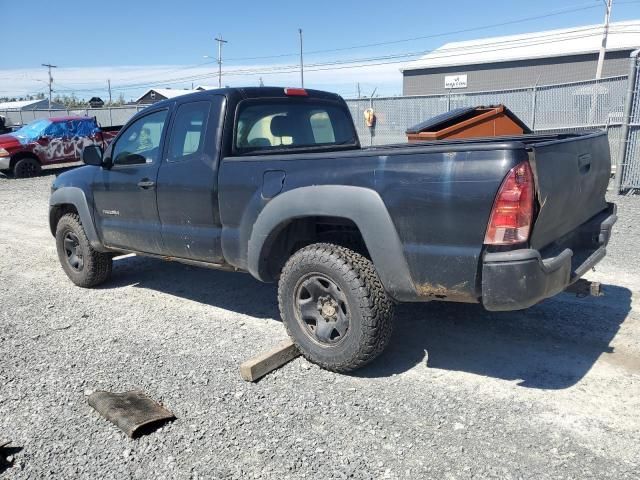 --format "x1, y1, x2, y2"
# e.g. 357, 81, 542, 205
41, 63, 57, 109
215, 35, 228, 88
595, 0, 613, 79
107, 79, 113, 125
357, 82, 361, 99
299, 28, 304, 88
